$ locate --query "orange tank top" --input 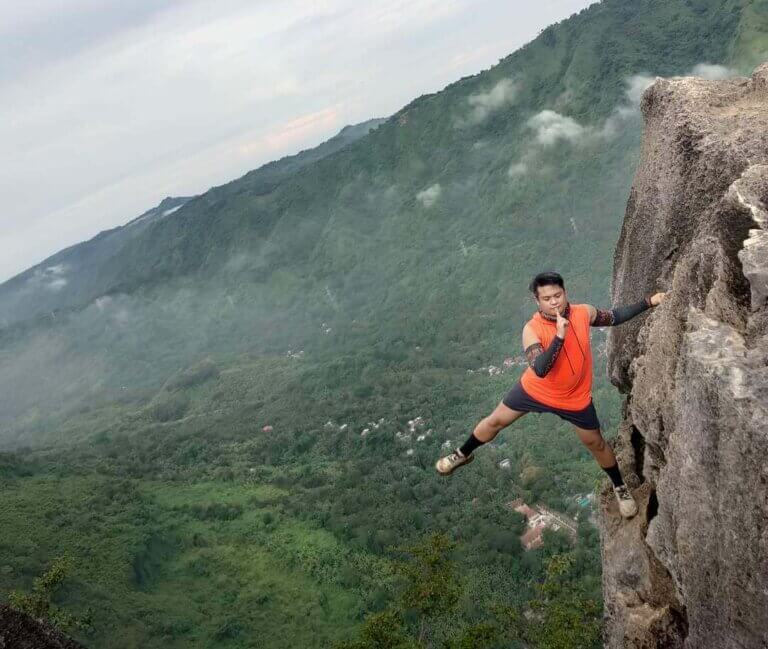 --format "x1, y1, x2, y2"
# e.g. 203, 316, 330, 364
519, 303, 593, 411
